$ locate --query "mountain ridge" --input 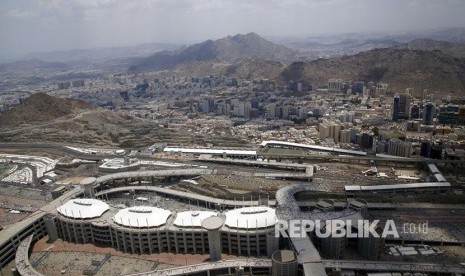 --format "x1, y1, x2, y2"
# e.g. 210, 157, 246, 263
133, 33, 297, 72
393, 38, 465, 58
279, 48, 465, 95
